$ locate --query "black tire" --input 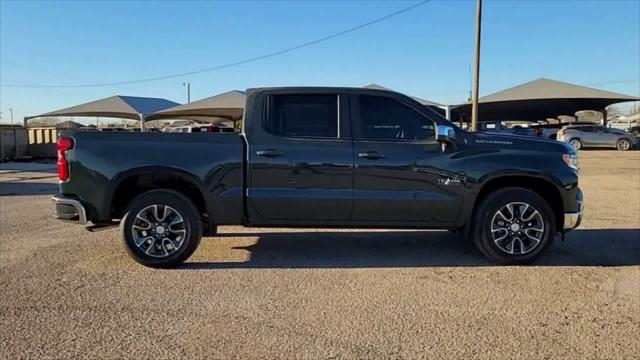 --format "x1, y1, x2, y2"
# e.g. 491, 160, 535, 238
472, 187, 556, 265
121, 189, 202, 268
568, 138, 582, 151
616, 139, 631, 151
